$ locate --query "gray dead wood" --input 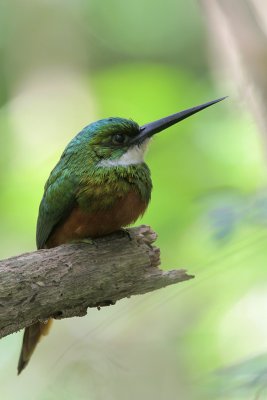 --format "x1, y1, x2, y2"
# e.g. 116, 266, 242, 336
0, 225, 194, 339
